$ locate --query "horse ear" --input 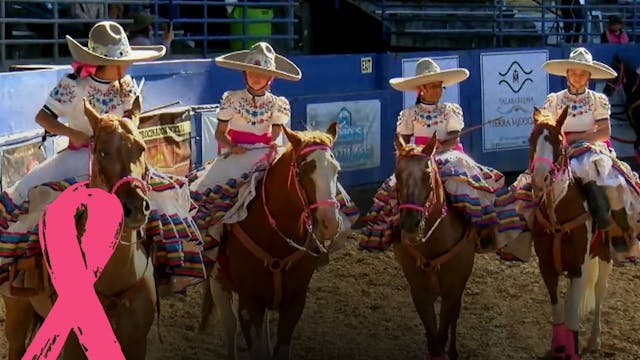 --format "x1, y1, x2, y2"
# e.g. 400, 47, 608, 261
129, 95, 142, 127
326, 121, 338, 143
83, 98, 102, 132
421, 134, 438, 157
556, 106, 569, 130
394, 133, 406, 152
532, 106, 541, 125
282, 125, 302, 150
